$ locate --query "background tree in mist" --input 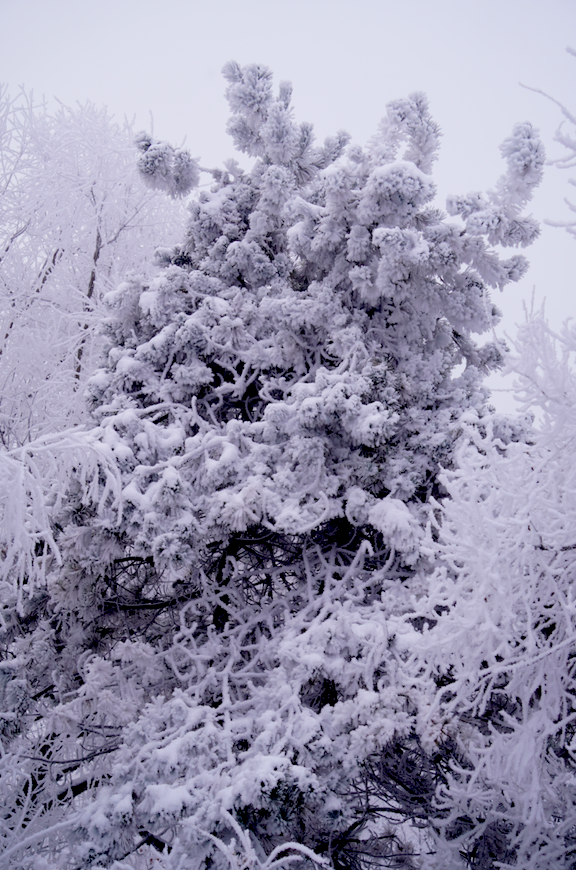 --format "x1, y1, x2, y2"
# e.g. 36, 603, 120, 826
0, 87, 185, 447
